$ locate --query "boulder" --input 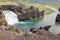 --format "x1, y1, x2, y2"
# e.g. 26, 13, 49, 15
39, 25, 51, 31
30, 25, 51, 33
58, 7, 60, 11
56, 13, 60, 22
30, 28, 38, 33
44, 25, 51, 31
